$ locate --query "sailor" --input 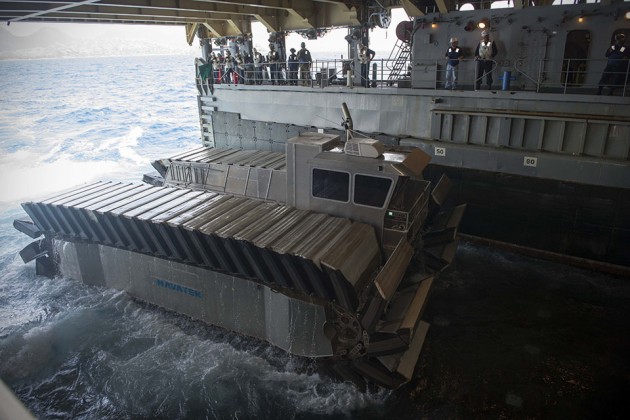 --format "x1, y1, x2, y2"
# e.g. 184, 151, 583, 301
444, 37, 464, 90
215, 53, 224, 84
210, 52, 221, 83
474, 30, 498, 90
296, 42, 312, 86
244, 52, 254, 85
223, 50, 235, 84
235, 52, 245, 85
358, 42, 375, 87
597, 33, 630, 96
287, 48, 299, 86
253, 48, 264, 85
267, 44, 280, 85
